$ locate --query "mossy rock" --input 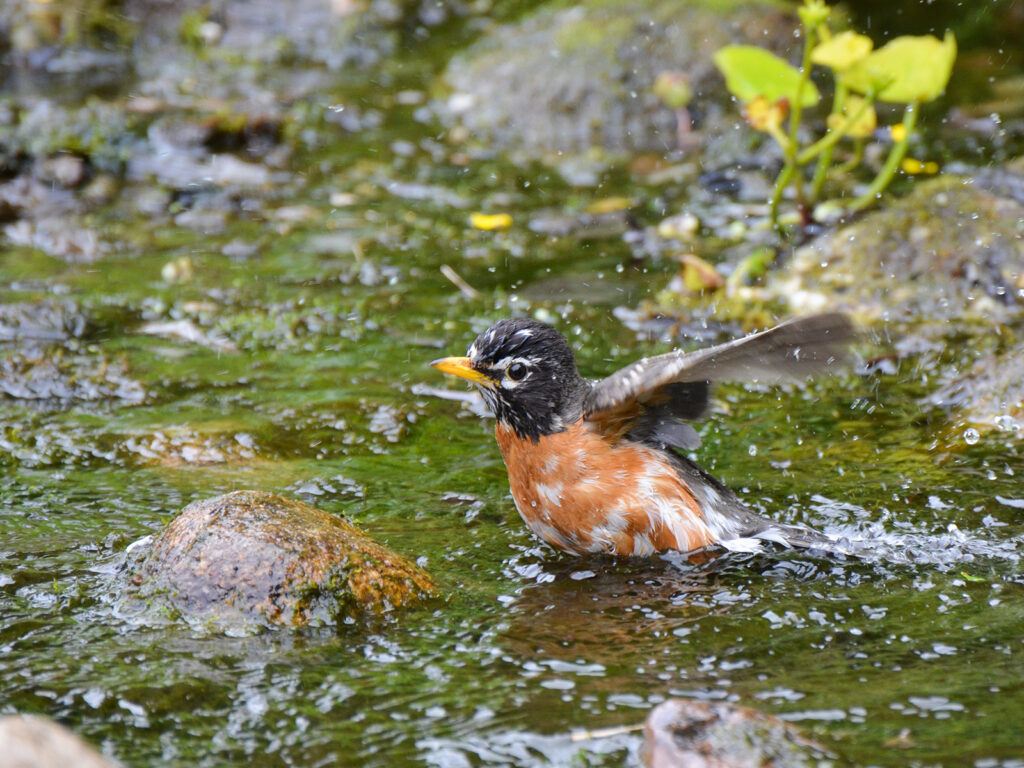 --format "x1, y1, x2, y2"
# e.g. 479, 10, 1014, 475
124, 490, 435, 629
786, 173, 1024, 325
442, 0, 795, 155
